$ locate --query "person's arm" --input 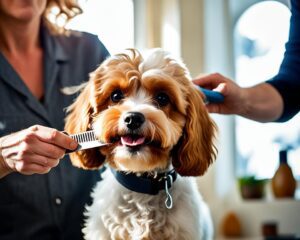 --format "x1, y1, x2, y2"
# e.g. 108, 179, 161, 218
240, 82, 283, 122
0, 125, 78, 179
193, 73, 284, 122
